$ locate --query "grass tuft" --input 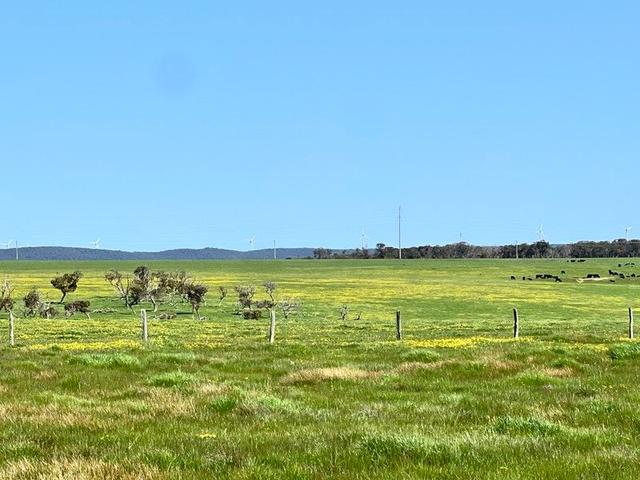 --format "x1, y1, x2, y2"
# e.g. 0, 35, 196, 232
71, 353, 141, 369
494, 416, 562, 436
280, 367, 379, 385
148, 371, 198, 388
357, 432, 456, 465
609, 343, 640, 360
